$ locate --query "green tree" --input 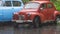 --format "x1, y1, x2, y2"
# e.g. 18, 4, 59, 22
22, 0, 29, 4
51, 0, 60, 11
